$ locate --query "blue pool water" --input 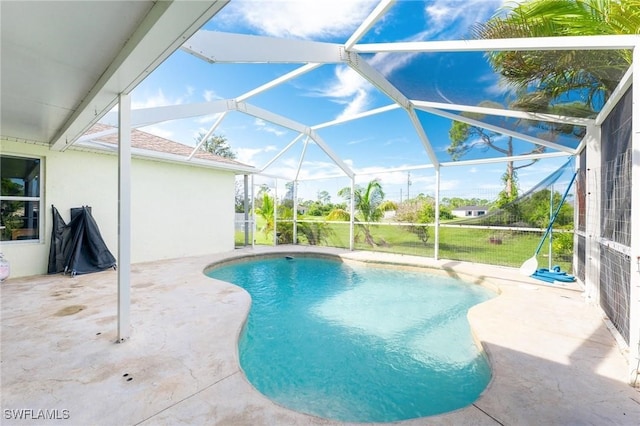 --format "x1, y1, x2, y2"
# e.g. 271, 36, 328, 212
207, 257, 494, 422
